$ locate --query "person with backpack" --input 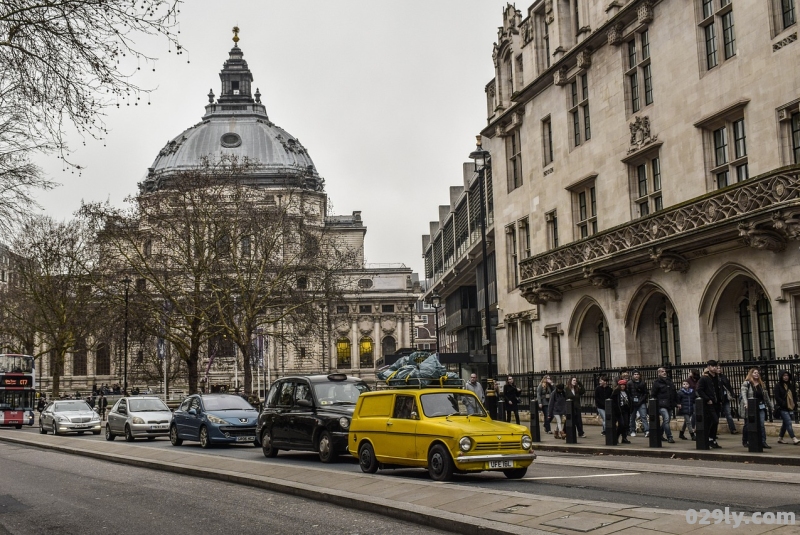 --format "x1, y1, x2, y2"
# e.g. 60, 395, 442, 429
774, 370, 799, 445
